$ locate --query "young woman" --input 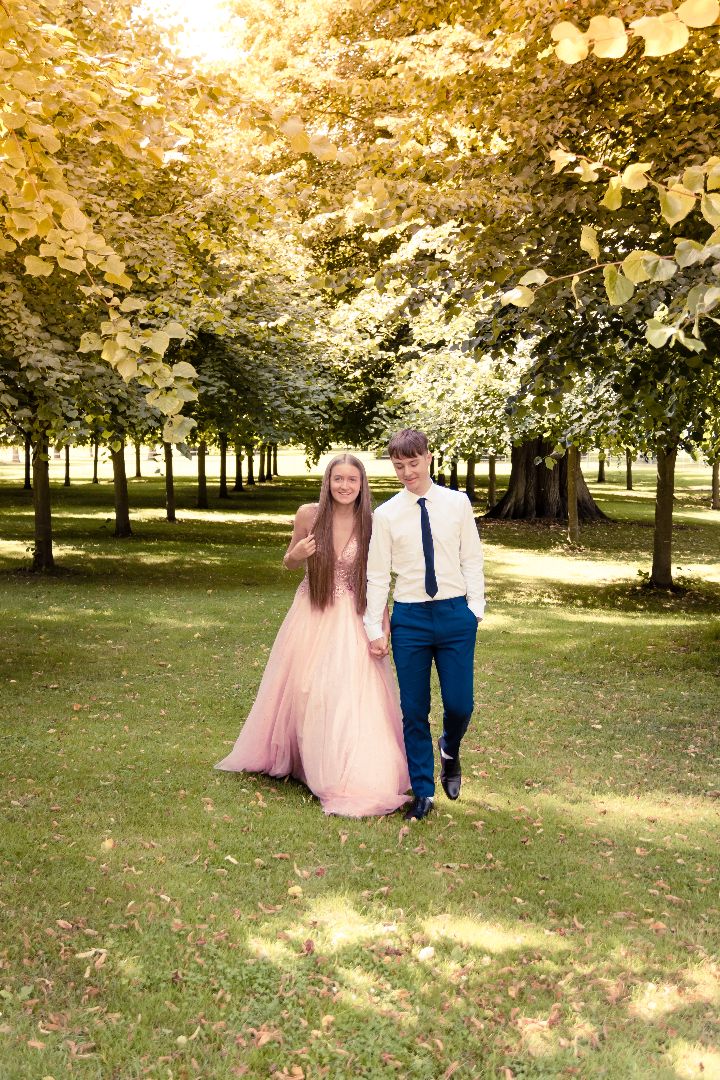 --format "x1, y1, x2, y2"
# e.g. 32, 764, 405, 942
215, 454, 410, 817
